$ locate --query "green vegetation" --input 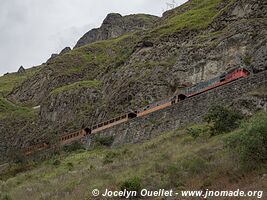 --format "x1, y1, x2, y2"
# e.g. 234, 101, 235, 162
49, 33, 138, 80
120, 177, 142, 196
0, 112, 266, 200
94, 135, 114, 147
0, 67, 40, 97
148, 0, 224, 38
103, 152, 119, 164
204, 106, 243, 135
225, 112, 267, 169
186, 123, 211, 138
63, 141, 85, 153
50, 80, 102, 96
0, 97, 37, 119
243, 55, 253, 66
124, 14, 158, 24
